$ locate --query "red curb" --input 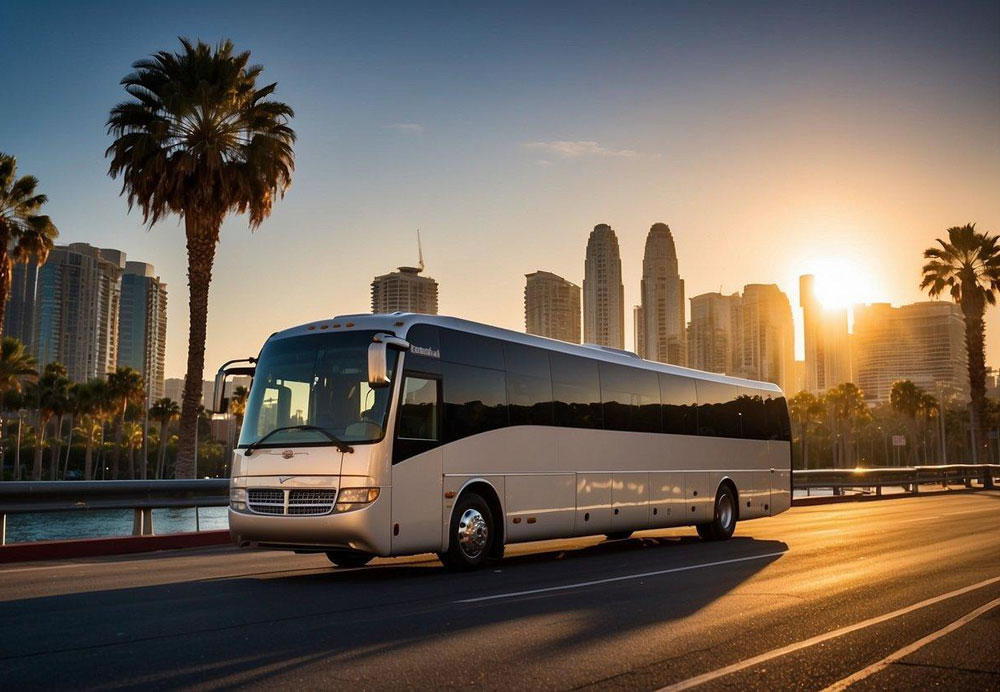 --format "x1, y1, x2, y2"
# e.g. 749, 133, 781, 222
0, 530, 232, 563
